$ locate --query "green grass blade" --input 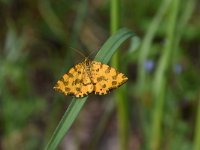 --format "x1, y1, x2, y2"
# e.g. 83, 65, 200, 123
137, 0, 172, 91
110, 1, 129, 149
96, 28, 135, 63
150, 0, 180, 149
45, 27, 135, 150
44, 98, 87, 150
